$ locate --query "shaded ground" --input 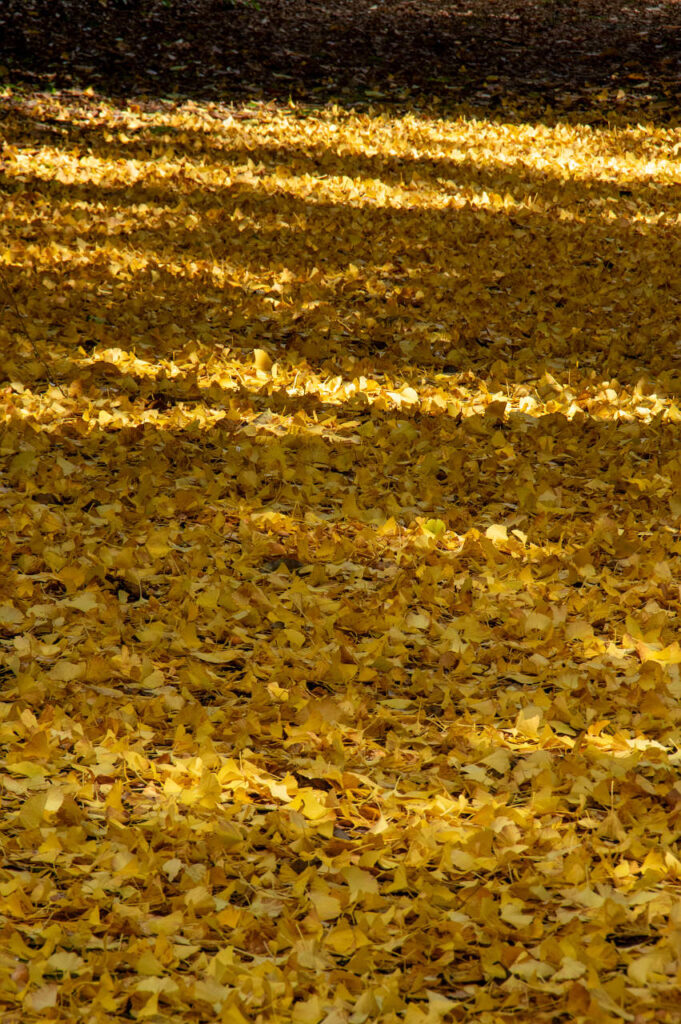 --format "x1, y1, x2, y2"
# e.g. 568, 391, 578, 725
2, 0, 681, 120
